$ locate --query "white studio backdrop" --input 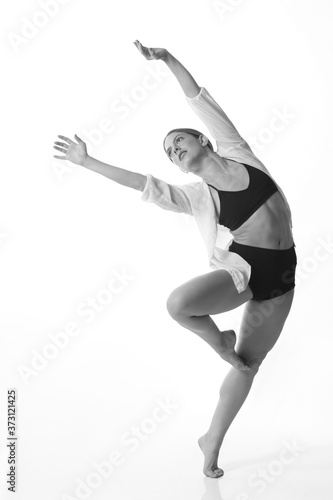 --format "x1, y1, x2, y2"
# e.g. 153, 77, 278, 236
1, 0, 333, 499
